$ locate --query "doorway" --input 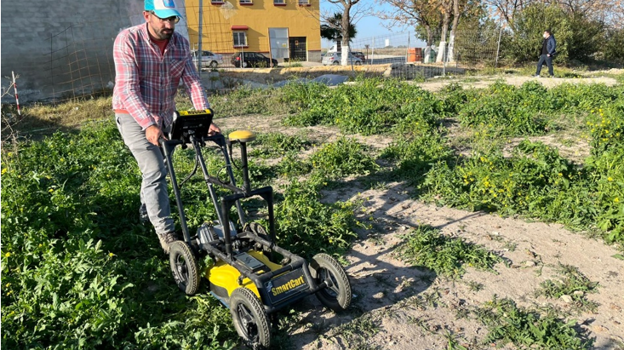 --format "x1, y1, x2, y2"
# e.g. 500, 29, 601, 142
289, 37, 307, 61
